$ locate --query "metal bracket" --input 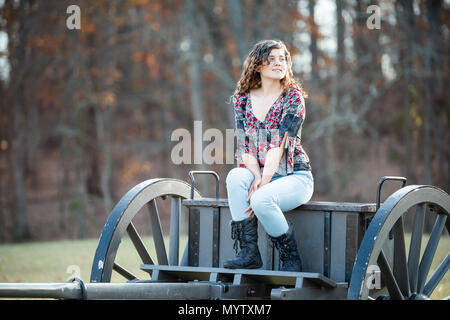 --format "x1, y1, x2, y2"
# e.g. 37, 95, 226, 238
376, 176, 407, 211
366, 176, 407, 231
375, 176, 407, 240
189, 170, 220, 199
188, 208, 200, 267
323, 211, 331, 278
67, 277, 87, 300
212, 208, 220, 267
